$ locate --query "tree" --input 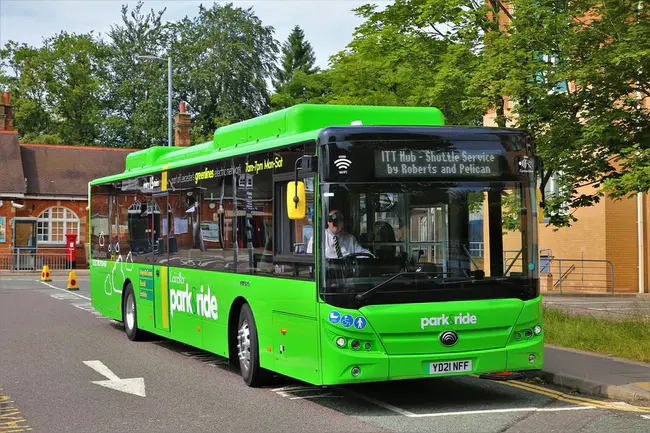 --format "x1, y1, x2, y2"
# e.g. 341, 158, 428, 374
270, 70, 333, 110
45, 32, 110, 145
104, 1, 173, 148
0, 32, 108, 145
274, 25, 317, 91
0, 41, 55, 140
323, 3, 483, 126
338, 1, 650, 227
171, 3, 279, 140
485, 0, 650, 225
